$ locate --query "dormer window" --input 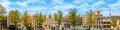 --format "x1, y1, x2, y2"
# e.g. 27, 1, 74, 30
107, 17, 110, 19
103, 17, 110, 20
